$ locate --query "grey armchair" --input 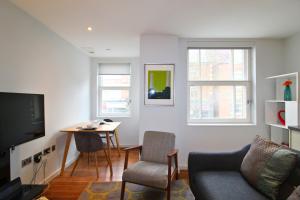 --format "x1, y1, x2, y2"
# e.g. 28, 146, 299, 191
71, 132, 110, 178
120, 131, 178, 200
